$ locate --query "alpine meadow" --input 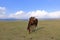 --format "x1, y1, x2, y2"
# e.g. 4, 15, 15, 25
0, 20, 60, 40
